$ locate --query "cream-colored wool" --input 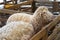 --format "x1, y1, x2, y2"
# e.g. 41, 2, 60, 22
0, 21, 34, 40
6, 6, 53, 33
31, 6, 53, 33
6, 13, 32, 24
0, 6, 54, 40
6, 6, 53, 24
